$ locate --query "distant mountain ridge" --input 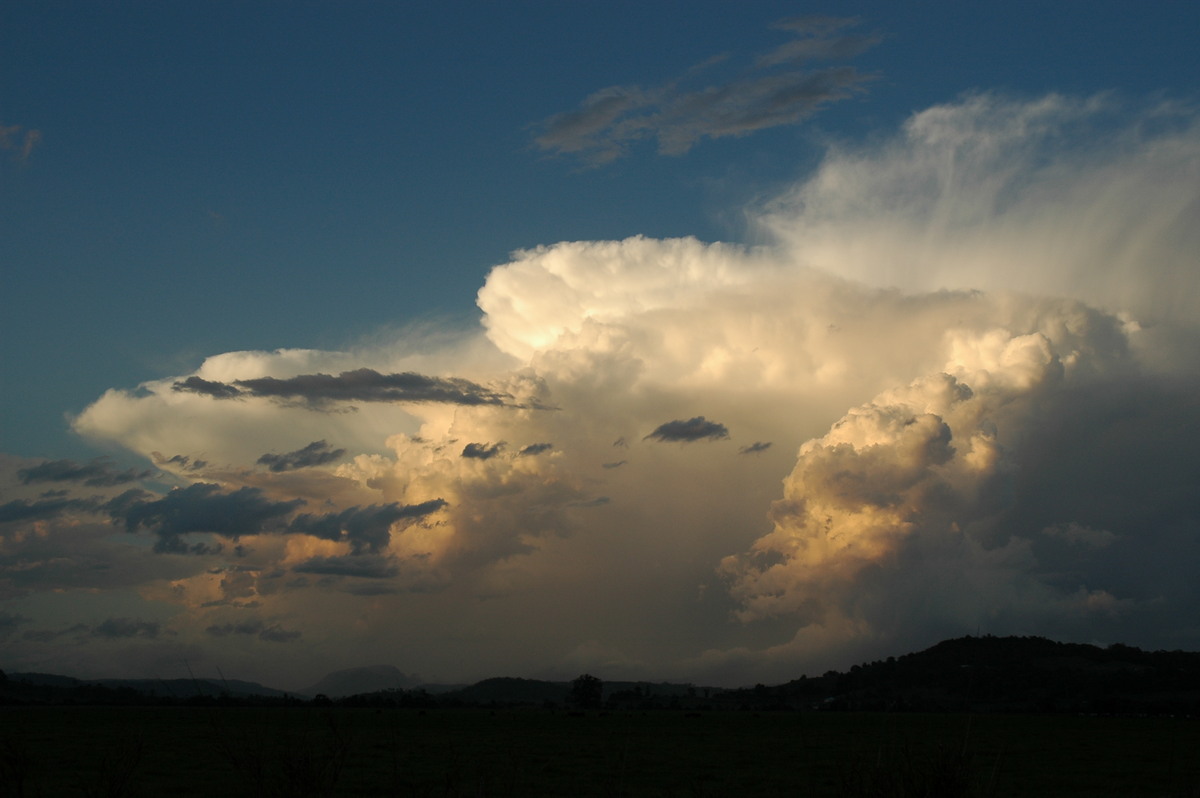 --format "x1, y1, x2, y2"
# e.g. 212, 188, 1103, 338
303, 664, 420, 698
5, 635, 1200, 713
7, 672, 293, 699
